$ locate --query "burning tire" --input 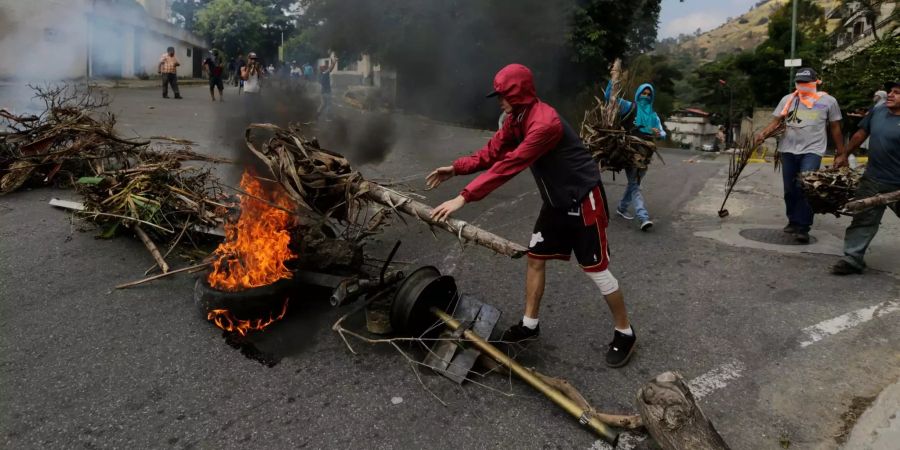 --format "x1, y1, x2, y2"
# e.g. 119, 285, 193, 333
193, 276, 292, 320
